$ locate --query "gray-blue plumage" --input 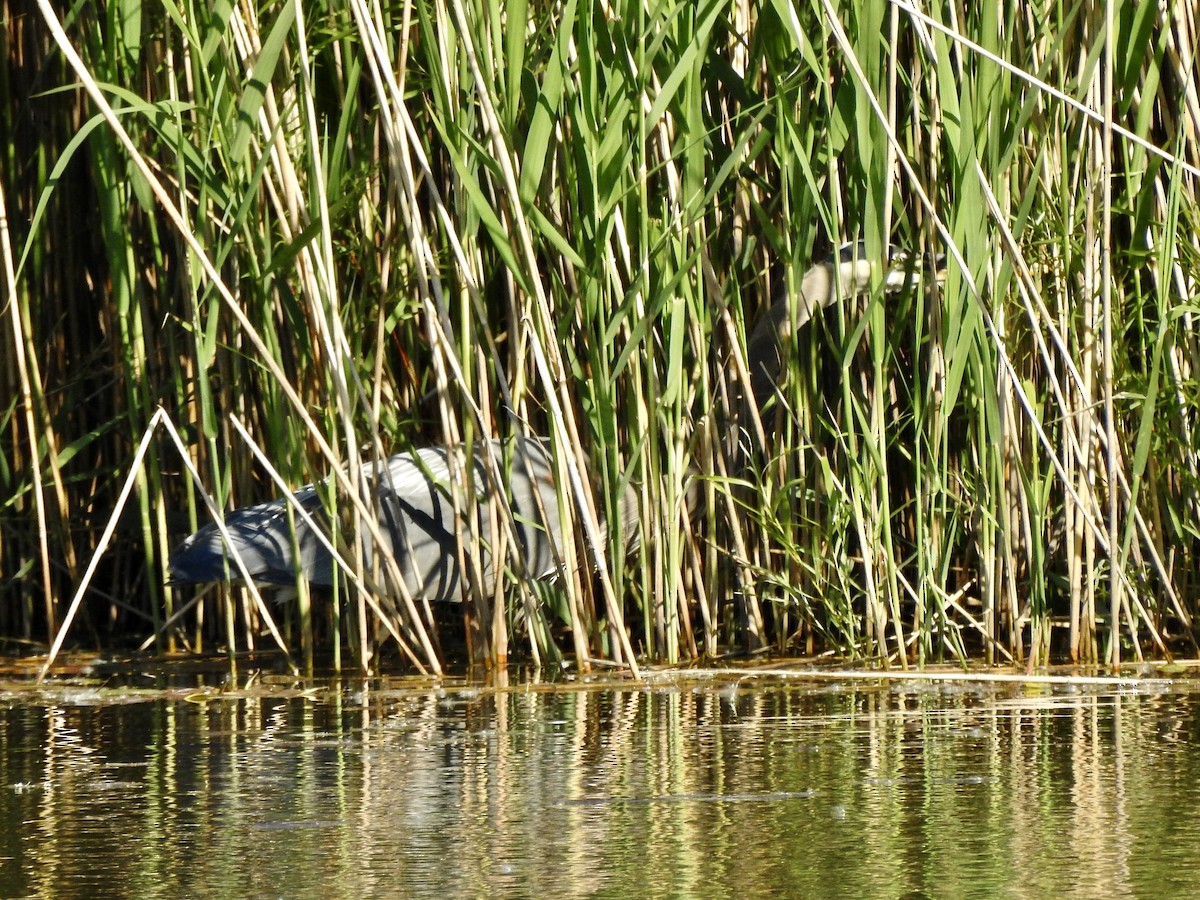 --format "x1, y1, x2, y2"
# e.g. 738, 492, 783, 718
169, 438, 566, 602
